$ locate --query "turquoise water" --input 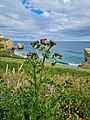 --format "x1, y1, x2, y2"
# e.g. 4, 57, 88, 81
14, 41, 90, 67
